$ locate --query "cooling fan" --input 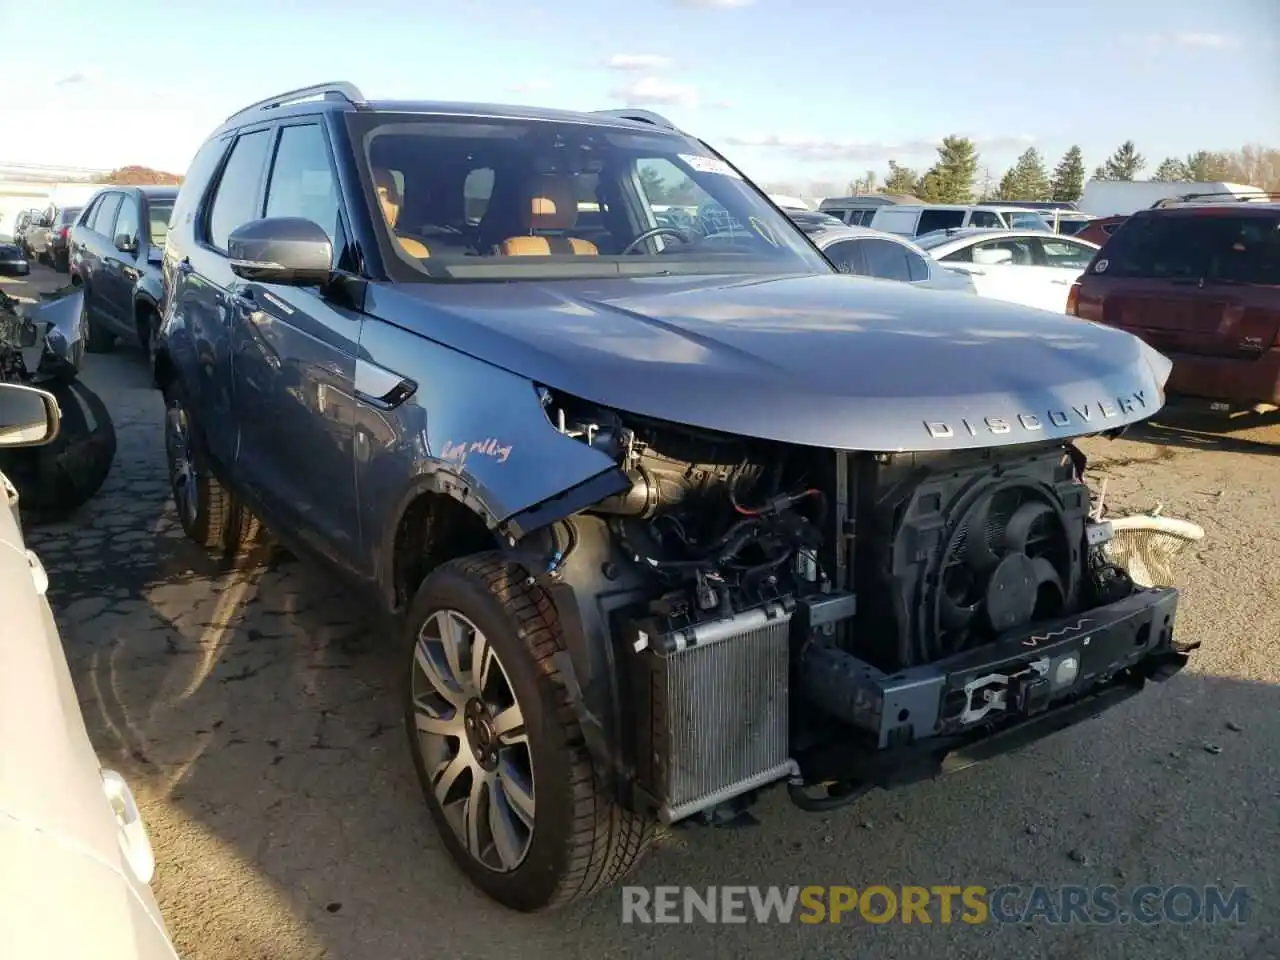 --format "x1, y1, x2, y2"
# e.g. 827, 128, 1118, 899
930, 479, 1078, 658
